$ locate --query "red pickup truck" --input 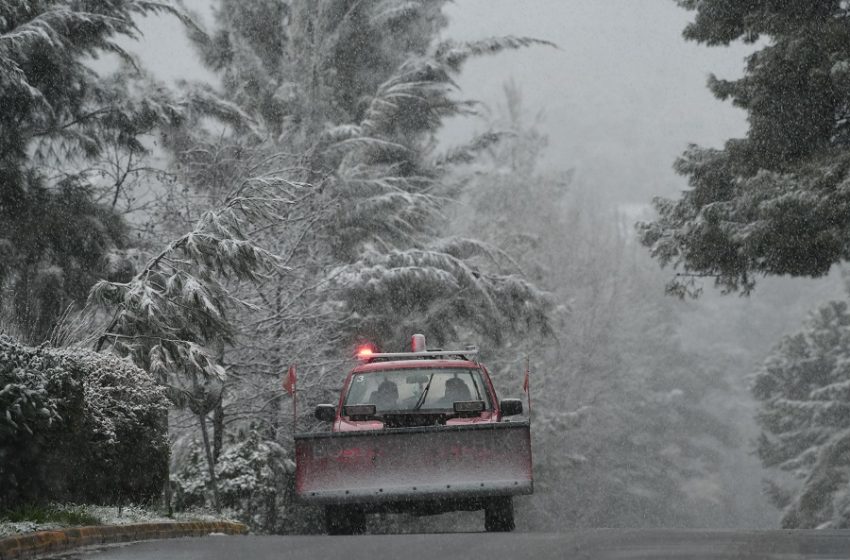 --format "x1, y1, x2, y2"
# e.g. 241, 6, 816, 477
294, 335, 533, 534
